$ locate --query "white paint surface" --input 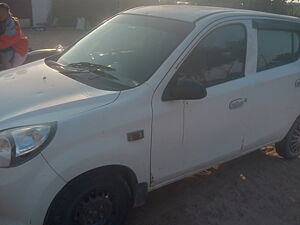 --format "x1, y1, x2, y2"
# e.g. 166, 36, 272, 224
1, 6, 300, 225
